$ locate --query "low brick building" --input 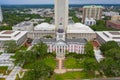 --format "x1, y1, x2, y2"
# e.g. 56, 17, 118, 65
106, 20, 120, 29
